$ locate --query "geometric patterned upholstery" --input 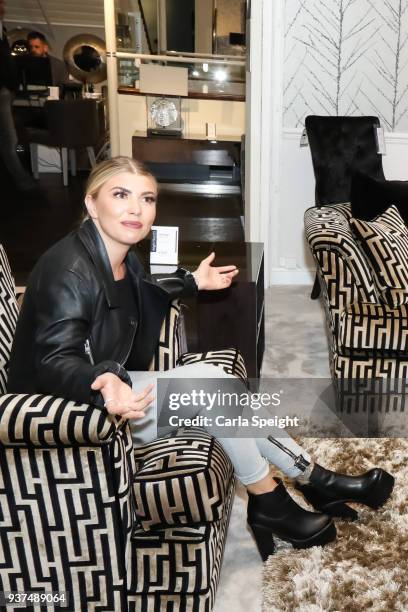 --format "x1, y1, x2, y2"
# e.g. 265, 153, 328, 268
350, 205, 408, 308
305, 203, 377, 341
149, 300, 188, 371
340, 302, 408, 352
0, 245, 19, 395
0, 244, 235, 611
133, 428, 234, 530
305, 203, 408, 382
0, 401, 135, 610
128, 465, 235, 611
129, 428, 235, 610
177, 347, 248, 386
0, 393, 118, 446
